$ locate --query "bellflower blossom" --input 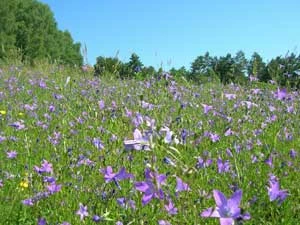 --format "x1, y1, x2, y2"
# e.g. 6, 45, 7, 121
201, 189, 250, 225
76, 203, 89, 220
135, 168, 167, 205
100, 166, 133, 189
124, 128, 150, 150
267, 174, 288, 204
